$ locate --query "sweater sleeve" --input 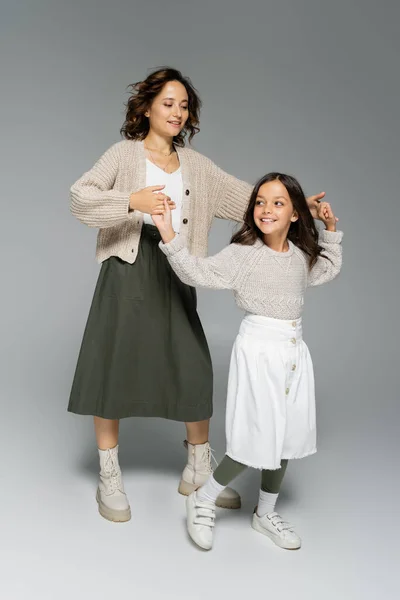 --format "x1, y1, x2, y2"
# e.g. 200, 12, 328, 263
308, 230, 343, 287
159, 235, 240, 290
70, 143, 132, 228
205, 160, 253, 223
